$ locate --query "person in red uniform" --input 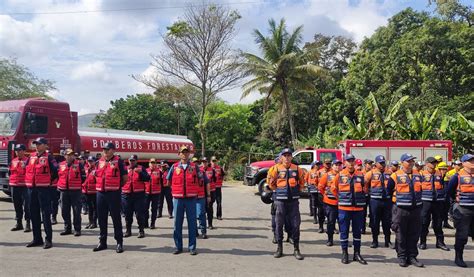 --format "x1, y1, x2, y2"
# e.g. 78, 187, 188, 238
158, 161, 173, 218
145, 158, 162, 229
211, 156, 225, 220
93, 142, 127, 253
204, 159, 217, 230
9, 144, 31, 232
318, 159, 342, 246
167, 145, 206, 255
122, 154, 150, 238
196, 158, 211, 238
82, 156, 98, 229
57, 148, 85, 236
331, 154, 368, 265
25, 137, 58, 249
